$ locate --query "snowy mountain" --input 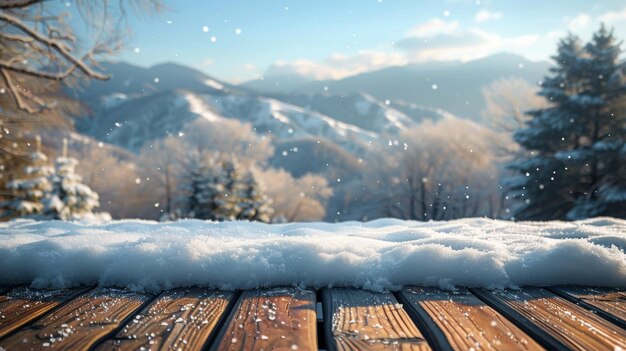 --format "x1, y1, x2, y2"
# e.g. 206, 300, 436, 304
264, 93, 440, 134
242, 53, 551, 121
73, 62, 431, 158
